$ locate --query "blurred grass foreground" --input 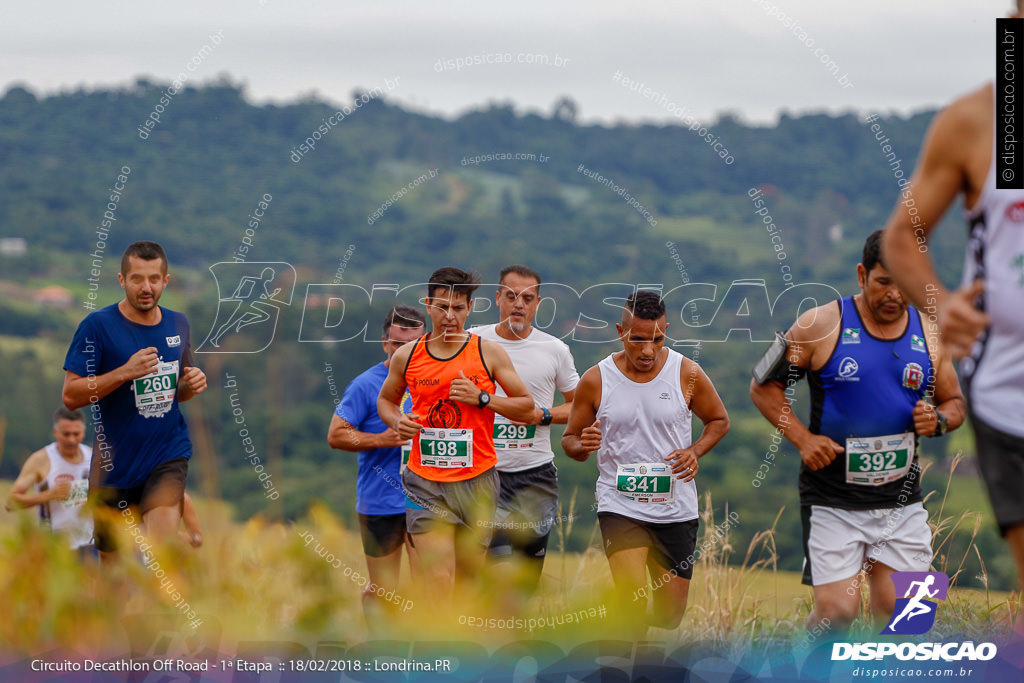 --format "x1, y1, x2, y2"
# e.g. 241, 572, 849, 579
0, 457, 1018, 674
